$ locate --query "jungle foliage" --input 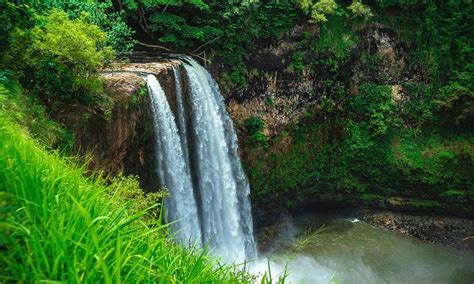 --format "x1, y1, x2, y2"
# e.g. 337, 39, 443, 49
0, 1, 275, 282
0, 1, 472, 279
1, 2, 120, 110
243, 0, 473, 213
